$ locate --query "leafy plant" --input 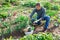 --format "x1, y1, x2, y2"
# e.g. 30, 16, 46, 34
46, 10, 58, 17
14, 15, 28, 23
21, 1, 36, 7
53, 35, 60, 40
9, 0, 17, 3
51, 5, 59, 10
10, 0, 19, 6
0, 12, 8, 18
3, 27, 11, 35
57, 19, 60, 24
2, 22, 10, 28
14, 15, 29, 30
44, 2, 52, 9
53, 16, 58, 20
4, 36, 13, 40
2, 2, 11, 7
54, 21, 59, 27
20, 32, 53, 40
